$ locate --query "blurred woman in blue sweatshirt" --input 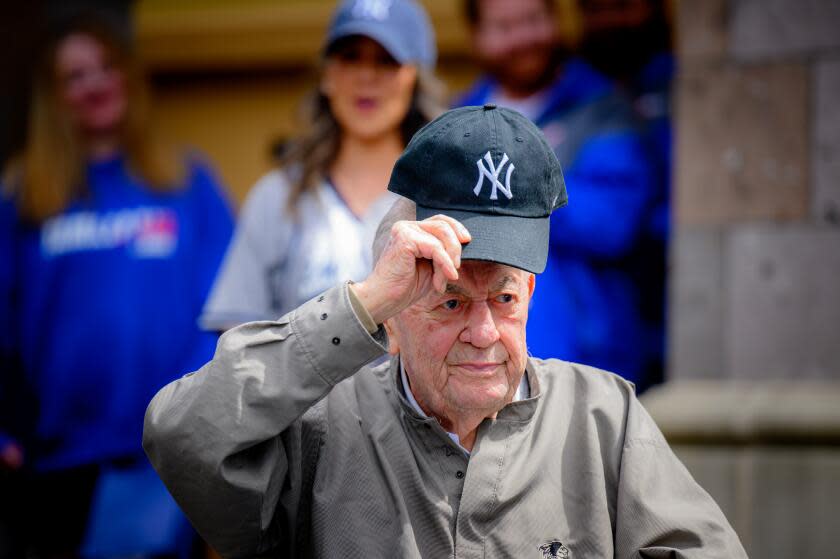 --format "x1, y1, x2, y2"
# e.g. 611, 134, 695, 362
0, 16, 232, 557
